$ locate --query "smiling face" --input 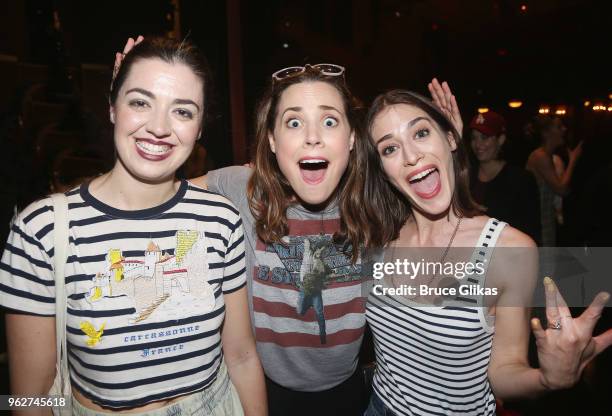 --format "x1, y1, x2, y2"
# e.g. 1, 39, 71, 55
470, 130, 505, 163
371, 104, 457, 216
268, 81, 355, 206
110, 58, 204, 184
